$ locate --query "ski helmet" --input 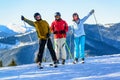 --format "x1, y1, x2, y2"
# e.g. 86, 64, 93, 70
54, 12, 61, 17
34, 13, 41, 18
72, 13, 79, 18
